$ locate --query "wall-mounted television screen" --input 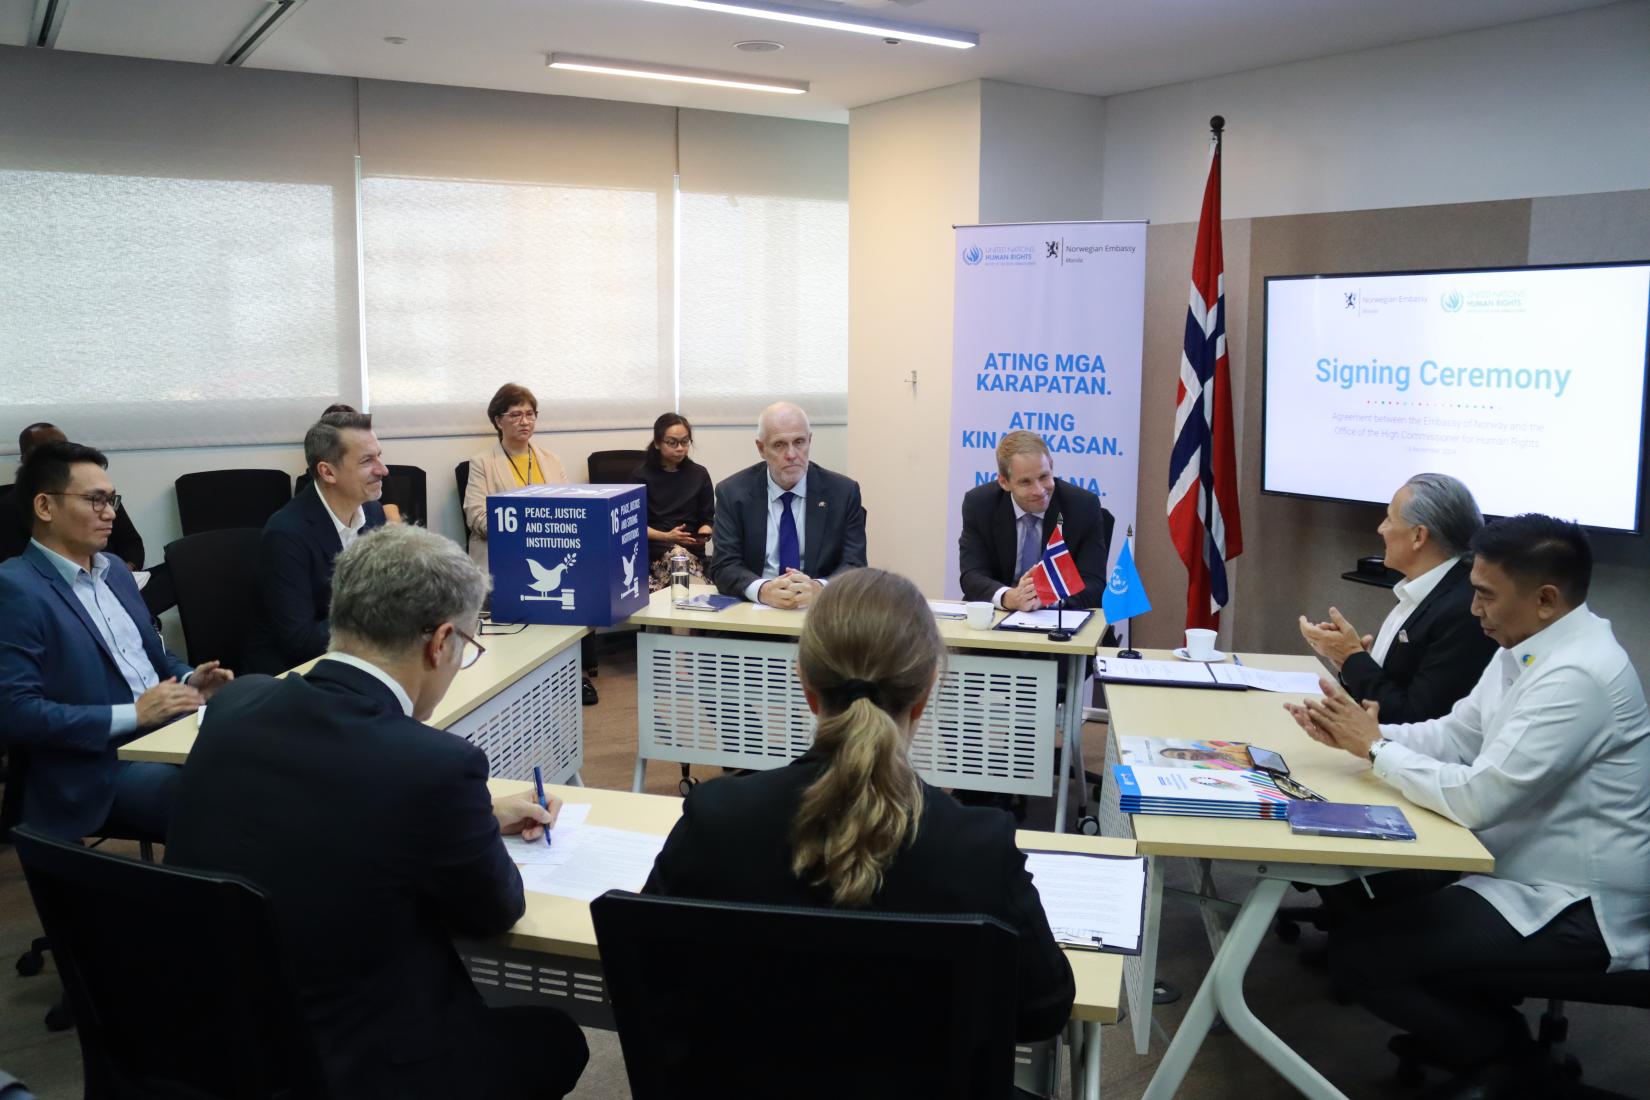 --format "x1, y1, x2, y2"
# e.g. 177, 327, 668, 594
1262, 261, 1650, 533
